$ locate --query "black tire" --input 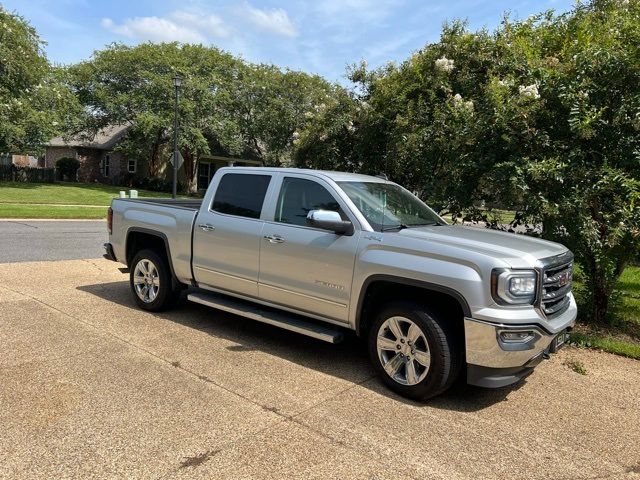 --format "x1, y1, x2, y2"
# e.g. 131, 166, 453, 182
367, 301, 462, 400
129, 249, 182, 312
